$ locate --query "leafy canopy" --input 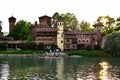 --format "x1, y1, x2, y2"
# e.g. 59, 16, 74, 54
96, 15, 115, 36
104, 31, 120, 56
79, 20, 92, 32
52, 12, 78, 30
9, 20, 32, 40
